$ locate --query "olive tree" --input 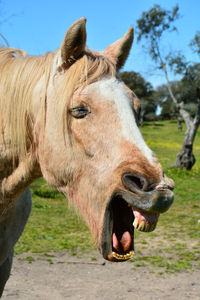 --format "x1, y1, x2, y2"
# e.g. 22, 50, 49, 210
137, 5, 200, 170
